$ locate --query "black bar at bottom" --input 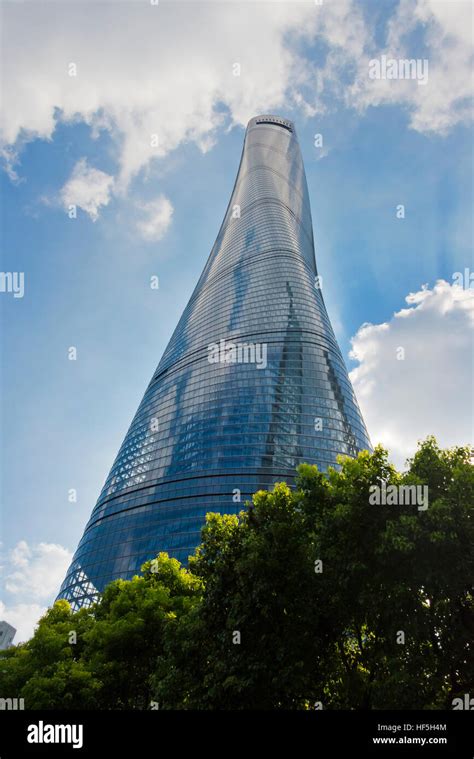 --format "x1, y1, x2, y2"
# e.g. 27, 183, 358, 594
0, 709, 472, 757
